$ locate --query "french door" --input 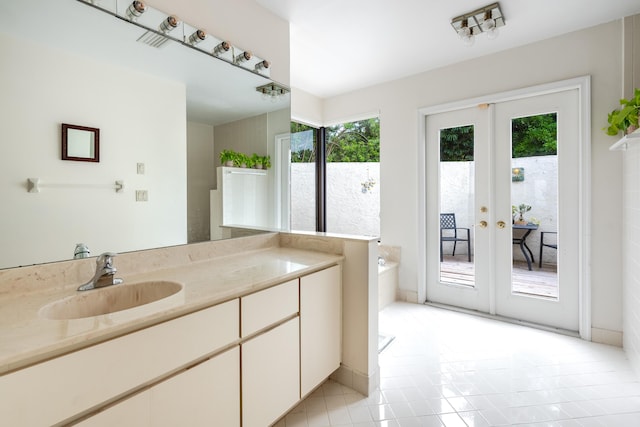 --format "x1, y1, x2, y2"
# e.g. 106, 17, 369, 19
425, 89, 580, 332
